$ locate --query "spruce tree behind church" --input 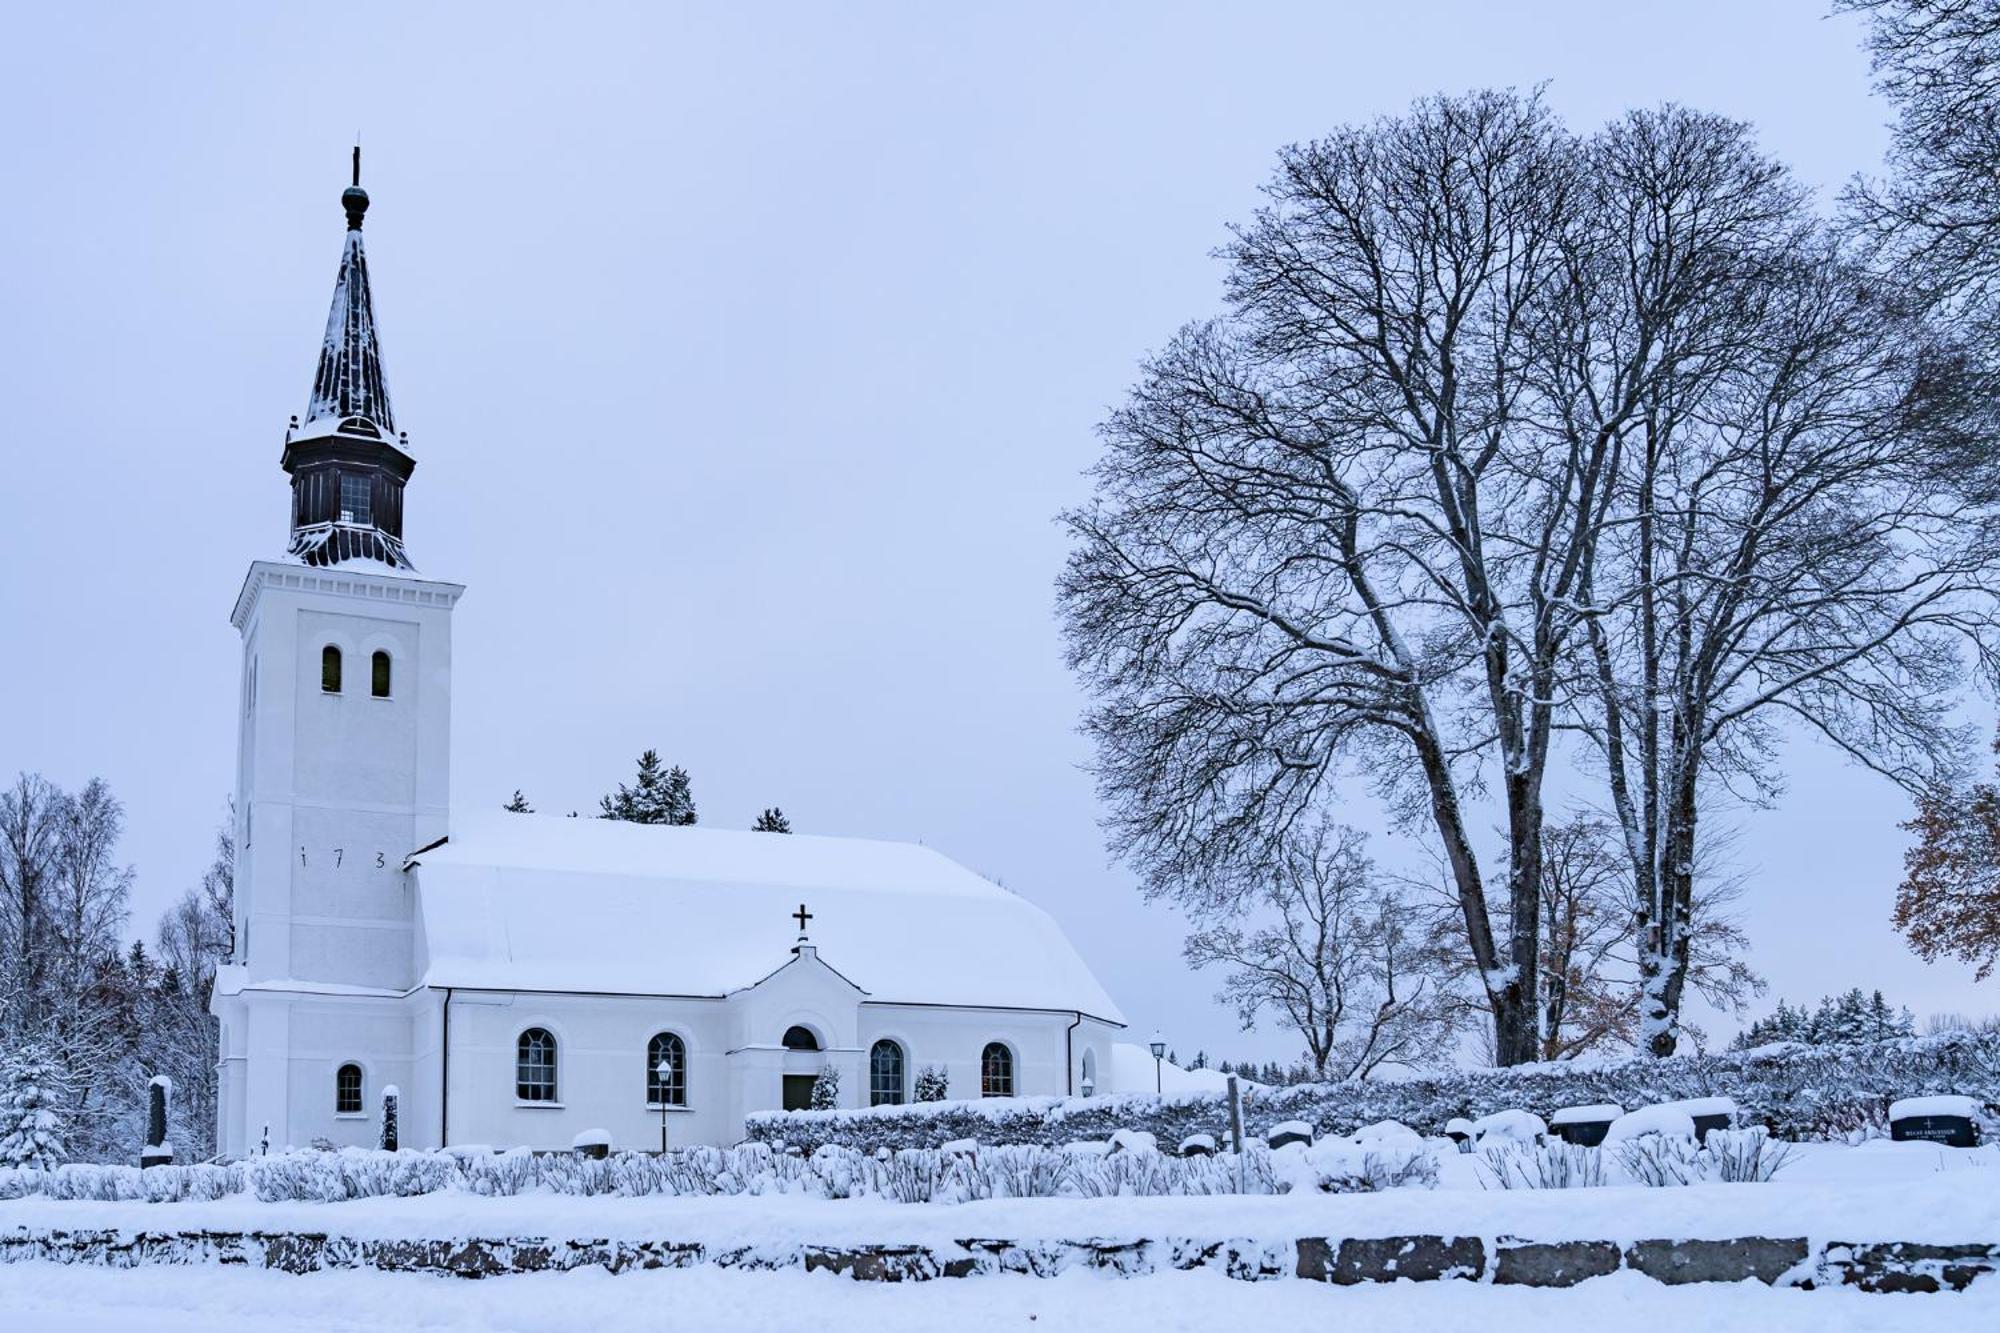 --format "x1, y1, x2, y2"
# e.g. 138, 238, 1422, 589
753, 807, 791, 833
600, 750, 697, 825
